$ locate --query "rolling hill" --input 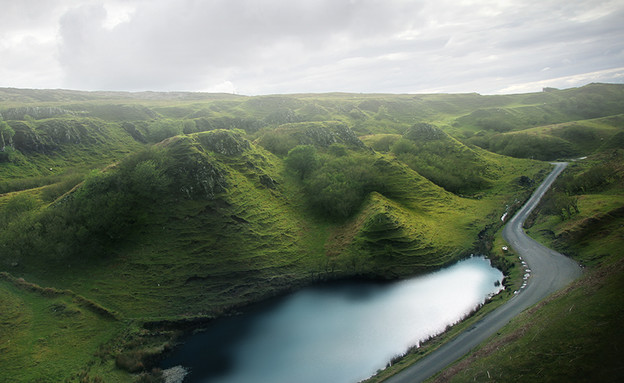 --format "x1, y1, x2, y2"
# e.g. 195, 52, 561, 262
0, 83, 622, 382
